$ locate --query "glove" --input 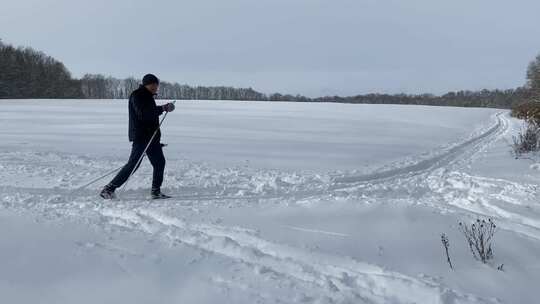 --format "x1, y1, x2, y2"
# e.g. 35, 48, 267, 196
162, 102, 175, 112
